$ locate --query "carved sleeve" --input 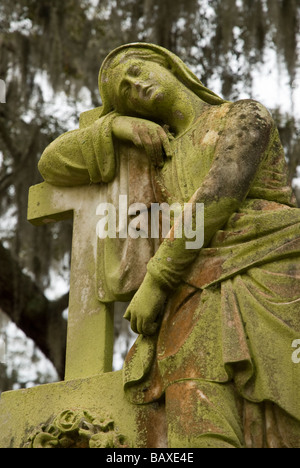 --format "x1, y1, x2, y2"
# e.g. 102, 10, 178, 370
38, 113, 116, 186
147, 100, 275, 290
